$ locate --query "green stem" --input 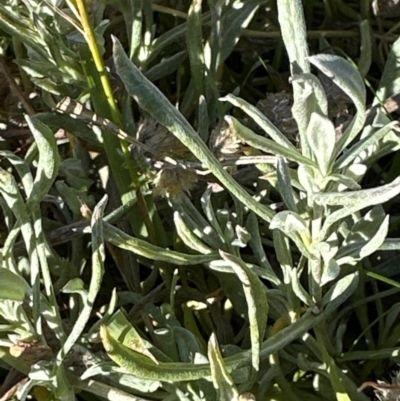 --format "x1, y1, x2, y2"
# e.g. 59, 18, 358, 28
74, 0, 156, 244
